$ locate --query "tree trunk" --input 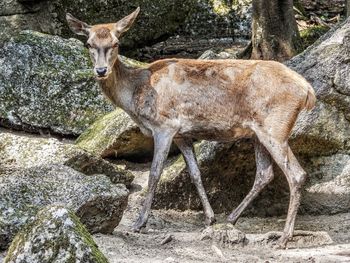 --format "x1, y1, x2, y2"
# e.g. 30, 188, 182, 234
251, 0, 301, 61
347, 0, 350, 17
